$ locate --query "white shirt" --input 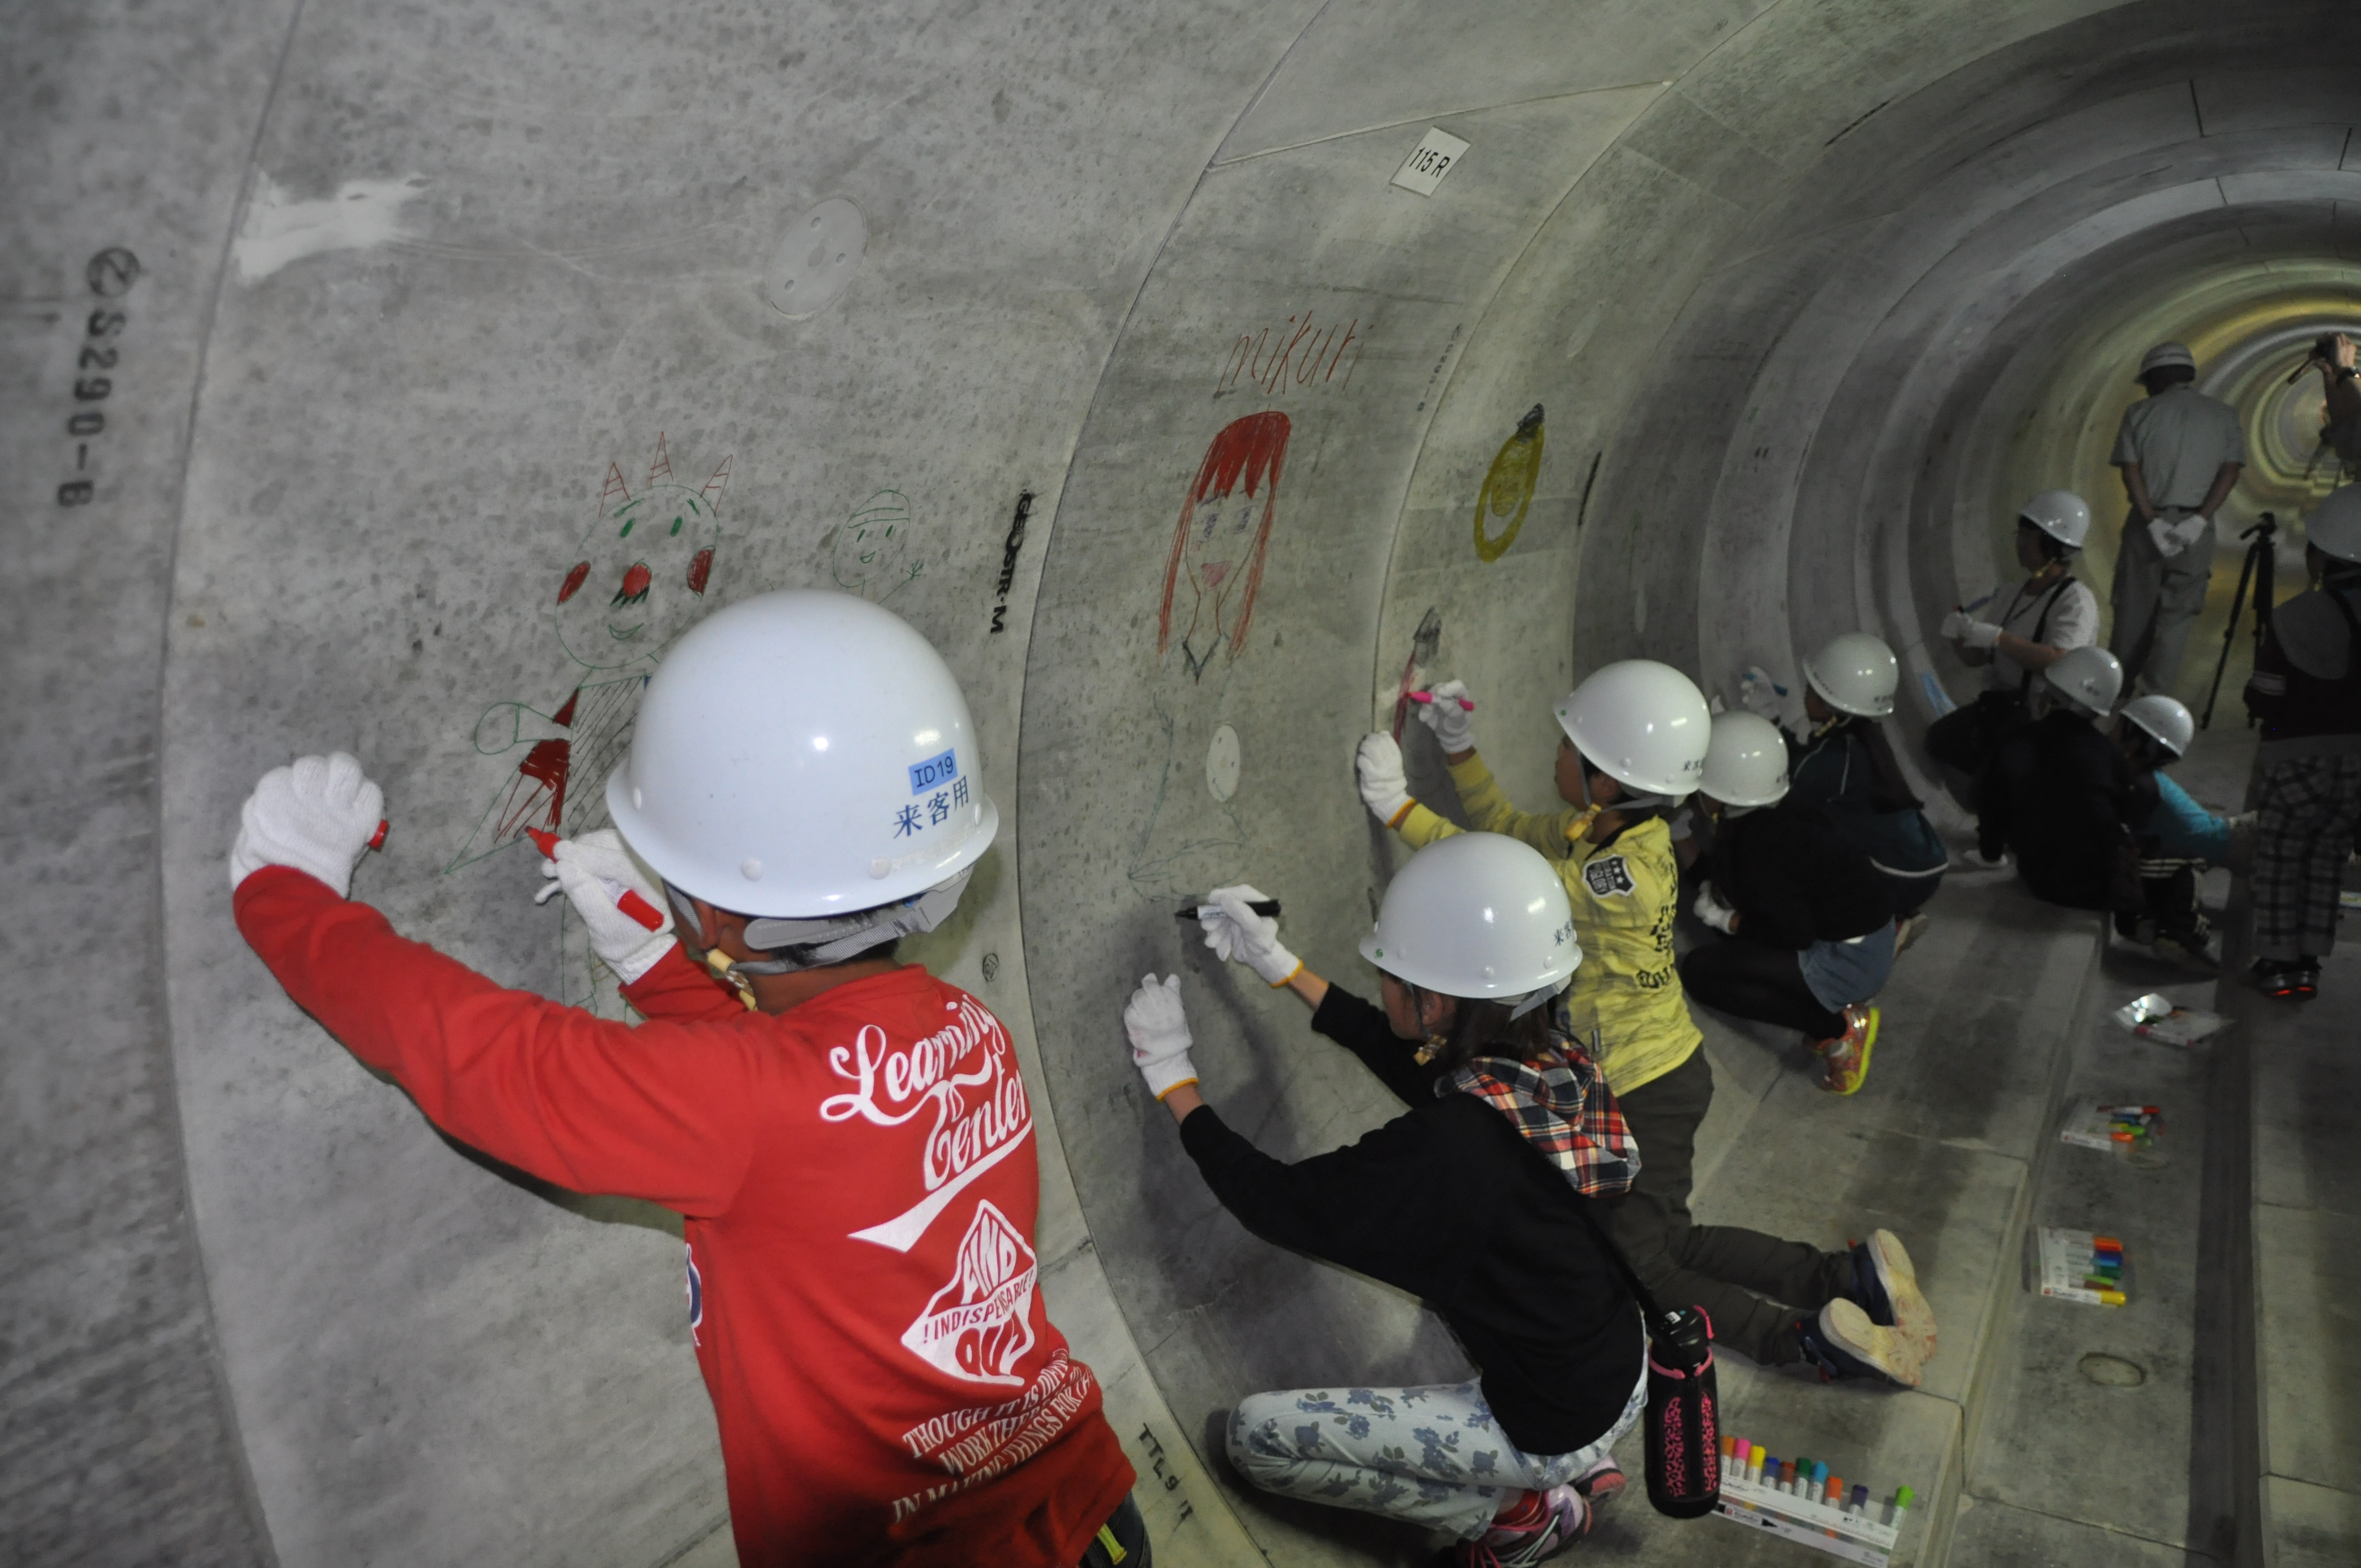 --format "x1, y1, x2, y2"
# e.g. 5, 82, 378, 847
2110, 386, 2246, 511
1982, 573, 2098, 692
